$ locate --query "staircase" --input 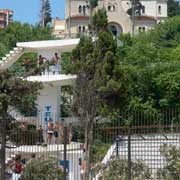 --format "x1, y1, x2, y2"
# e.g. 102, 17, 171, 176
0, 47, 24, 70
